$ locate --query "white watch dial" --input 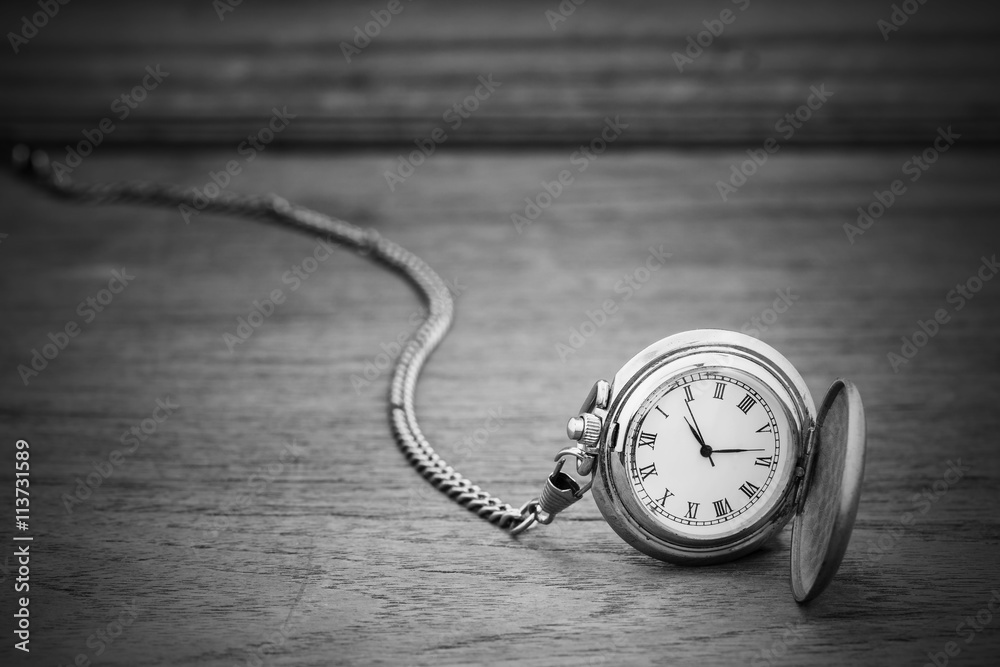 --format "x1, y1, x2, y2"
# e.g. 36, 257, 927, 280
626, 369, 794, 539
